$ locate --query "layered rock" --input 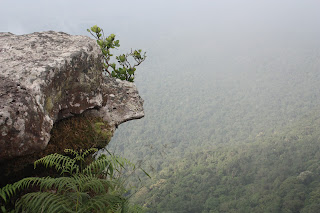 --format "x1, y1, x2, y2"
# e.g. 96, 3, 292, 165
0, 31, 144, 161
